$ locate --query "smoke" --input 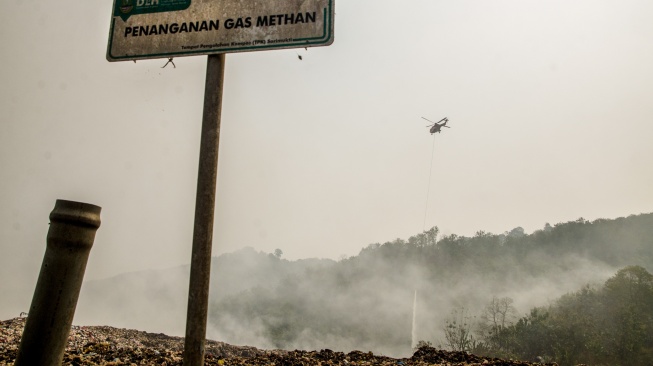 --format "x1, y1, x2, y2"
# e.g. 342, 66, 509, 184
70, 247, 619, 358
411, 290, 417, 349
63, 215, 650, 358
